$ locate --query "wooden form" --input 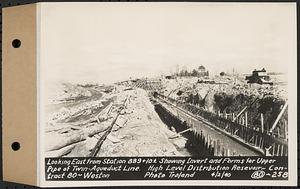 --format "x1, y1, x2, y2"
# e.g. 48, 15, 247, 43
269, 101, 288, 133
158, 94, 288, 156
